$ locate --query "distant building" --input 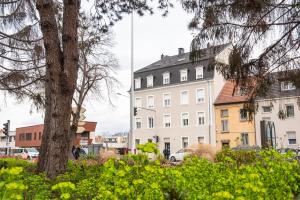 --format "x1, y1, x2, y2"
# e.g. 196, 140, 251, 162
255, 75, 300, 149
133, 44, 232, 154
0, 130, 16, 147
15, 122, 97, 149
214, 81, 256, 149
